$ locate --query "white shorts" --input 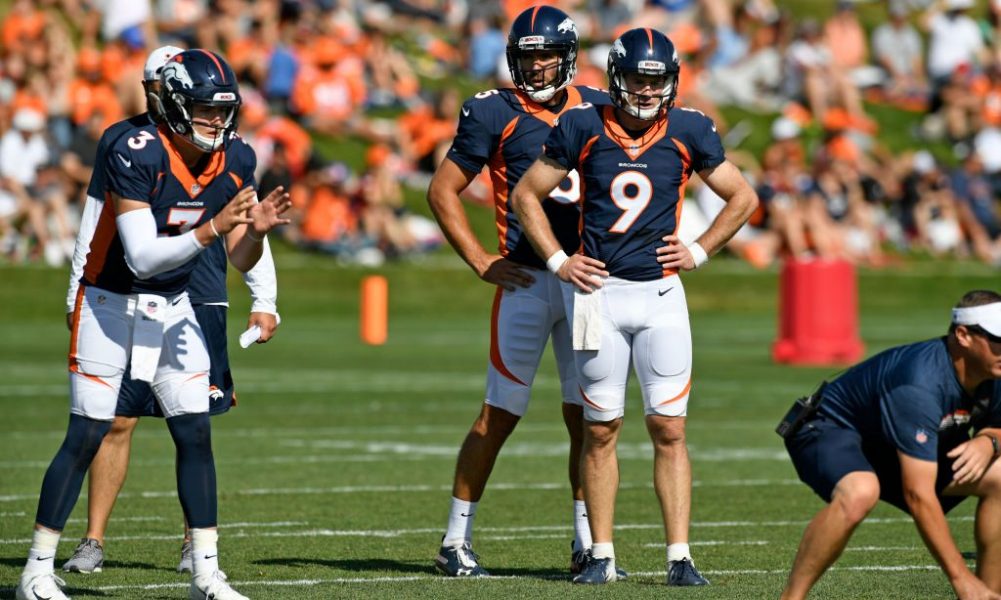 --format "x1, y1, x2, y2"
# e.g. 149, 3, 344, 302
561, 275, 692, 422
484, 269, 579, 417
68, 285, 210, 420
